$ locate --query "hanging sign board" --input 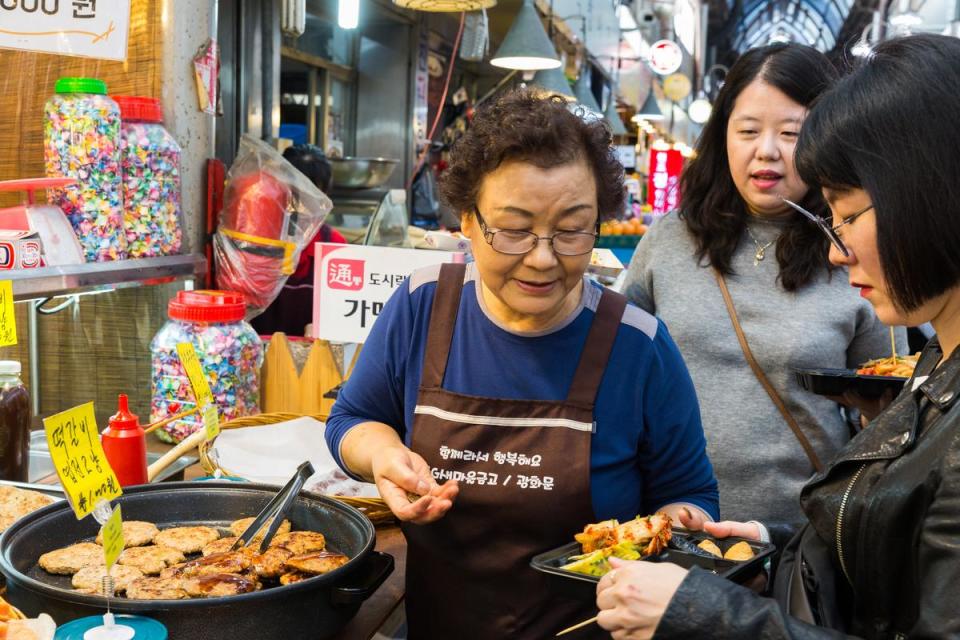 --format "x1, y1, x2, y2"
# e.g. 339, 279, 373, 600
649, 40, 683, 76
647, 148, 684, 215
0, 281, 17, 347
0, 0, 131, 61
313, 244, 464, 344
